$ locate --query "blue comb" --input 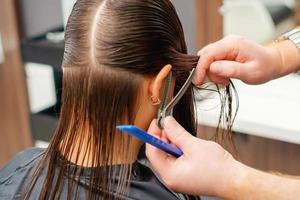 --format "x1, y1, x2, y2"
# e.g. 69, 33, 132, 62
116, 125, 183, 158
